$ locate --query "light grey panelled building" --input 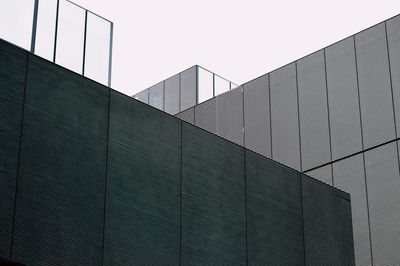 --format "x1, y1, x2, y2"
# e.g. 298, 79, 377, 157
133, 14, 400, 265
